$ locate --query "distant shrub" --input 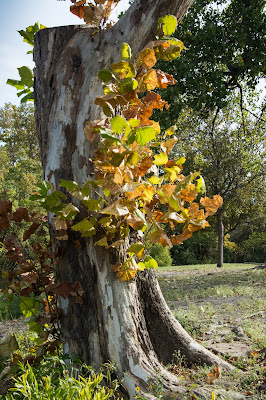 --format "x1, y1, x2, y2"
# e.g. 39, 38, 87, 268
149, 243, 172, 268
